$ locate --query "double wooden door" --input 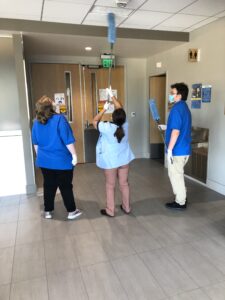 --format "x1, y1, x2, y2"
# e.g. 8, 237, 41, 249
30, 63, 125, 163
